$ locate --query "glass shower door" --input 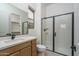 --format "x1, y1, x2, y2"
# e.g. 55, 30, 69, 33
54, 13, 74, 56
42, 18, 53, 51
